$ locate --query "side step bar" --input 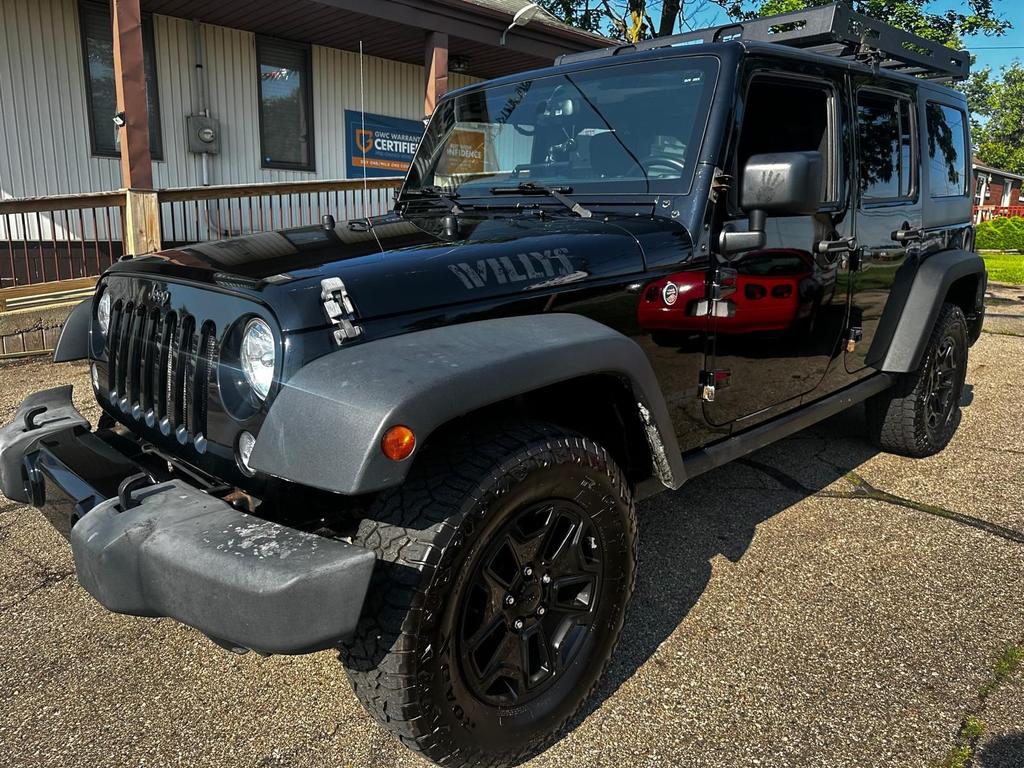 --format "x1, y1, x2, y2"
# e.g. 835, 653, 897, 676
635, 373, 894, 500
680, 373, 893, 481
